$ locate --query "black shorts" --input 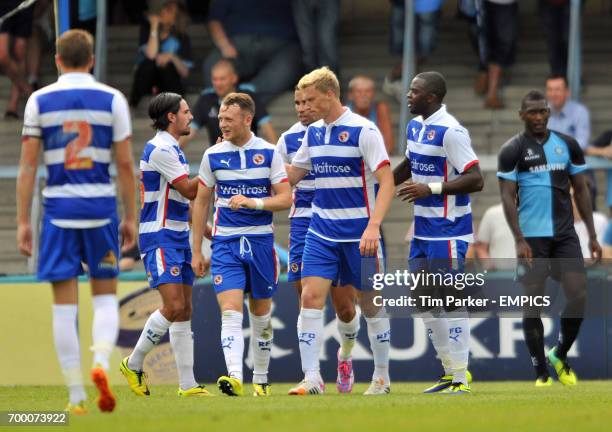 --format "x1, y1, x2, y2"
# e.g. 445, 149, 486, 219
0, 2, 34, 38
518, 232, 585, 285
